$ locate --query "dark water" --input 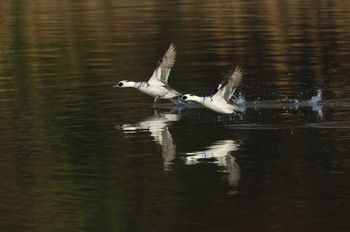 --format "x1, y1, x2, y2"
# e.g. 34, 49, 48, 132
1, 1, 350, 231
